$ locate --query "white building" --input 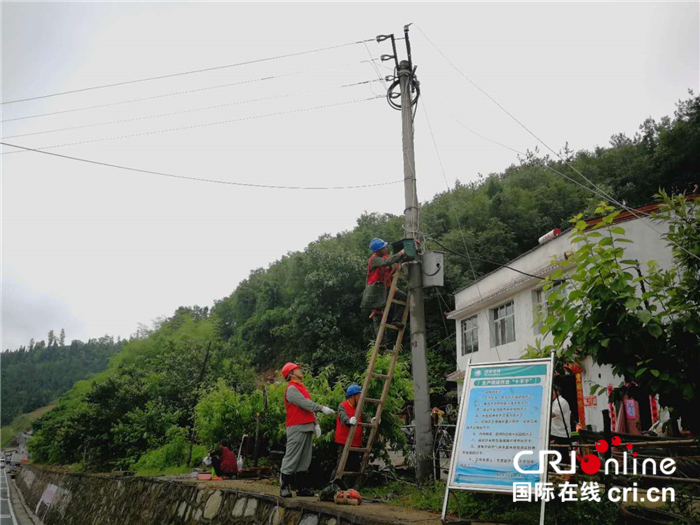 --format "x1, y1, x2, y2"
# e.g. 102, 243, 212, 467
446, 203, 674, 432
